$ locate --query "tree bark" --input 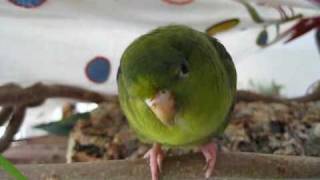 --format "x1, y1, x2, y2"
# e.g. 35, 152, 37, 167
1, 152, 320, 180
